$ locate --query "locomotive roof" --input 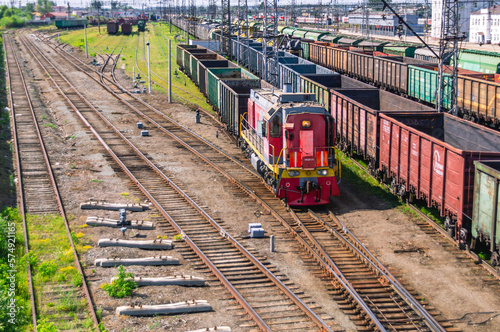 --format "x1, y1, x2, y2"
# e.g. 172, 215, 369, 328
251, 88, 317, 110
263, 104, 327, 121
